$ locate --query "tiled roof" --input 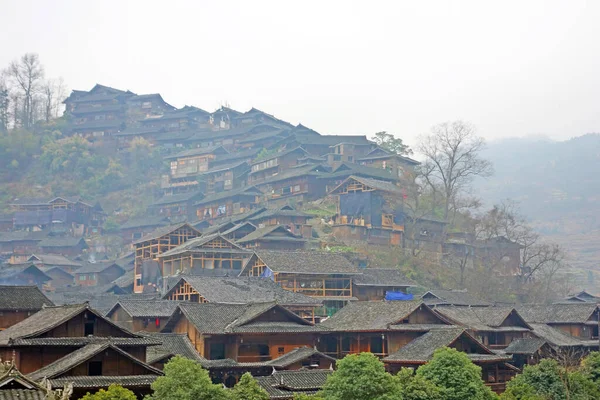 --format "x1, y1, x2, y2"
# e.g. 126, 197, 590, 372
383, 328, 510, 364
165, 145, 228, 160
27, 254, 81, 268
0, 303, 138, 345
48, 375, 159, 389
0, 286, 54, 311
503, 338, 548, 355
517, 304, 598, 324
29, 342, 162, 380
328, 175, 403, 195
112, 274, 134, 289
266, 347, 336, 368
193, 186, 263, 206
143, 332, 205, 364
245, 250, 360, 275
8, 336, 161, 347
133, 223, 201, 245
353, 268, 415, 287
319, 301, 444, 331
255, 370, 332, 399
150, 190, 204, 207
107, 300, 181, 318
529, 323, 591, 347
164, 276, 320, 305
421, 289, 491, 307
75, 261, 123, 274
249, 207, 312, 221
119, 216, 169, 230
0, 390, 48, 400
166, 302, 315, 335
236, 225, 304, 244
433, 306, 531, 331
158, 233, 248, 258
253, 164, 327, 185
37, 236, 86, 248
250, 147, 308, 166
